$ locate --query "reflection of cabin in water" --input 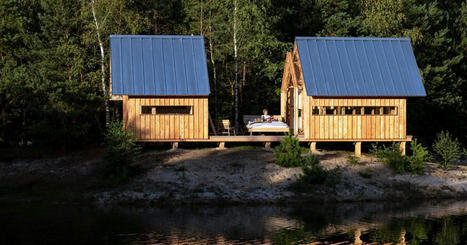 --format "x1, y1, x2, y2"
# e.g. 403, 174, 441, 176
110, 35, 426, 155
280, 37, 426, 154
110, 35, 210, 141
